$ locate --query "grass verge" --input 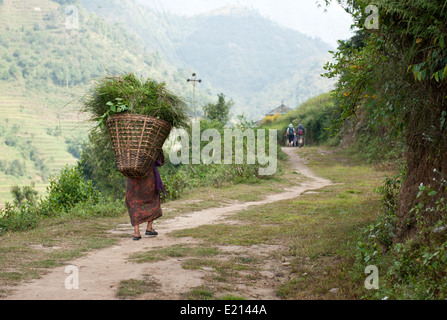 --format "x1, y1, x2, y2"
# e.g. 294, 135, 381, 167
0, 148, 297, 297
163, 147, 396, 299
0, 146, 395, 300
